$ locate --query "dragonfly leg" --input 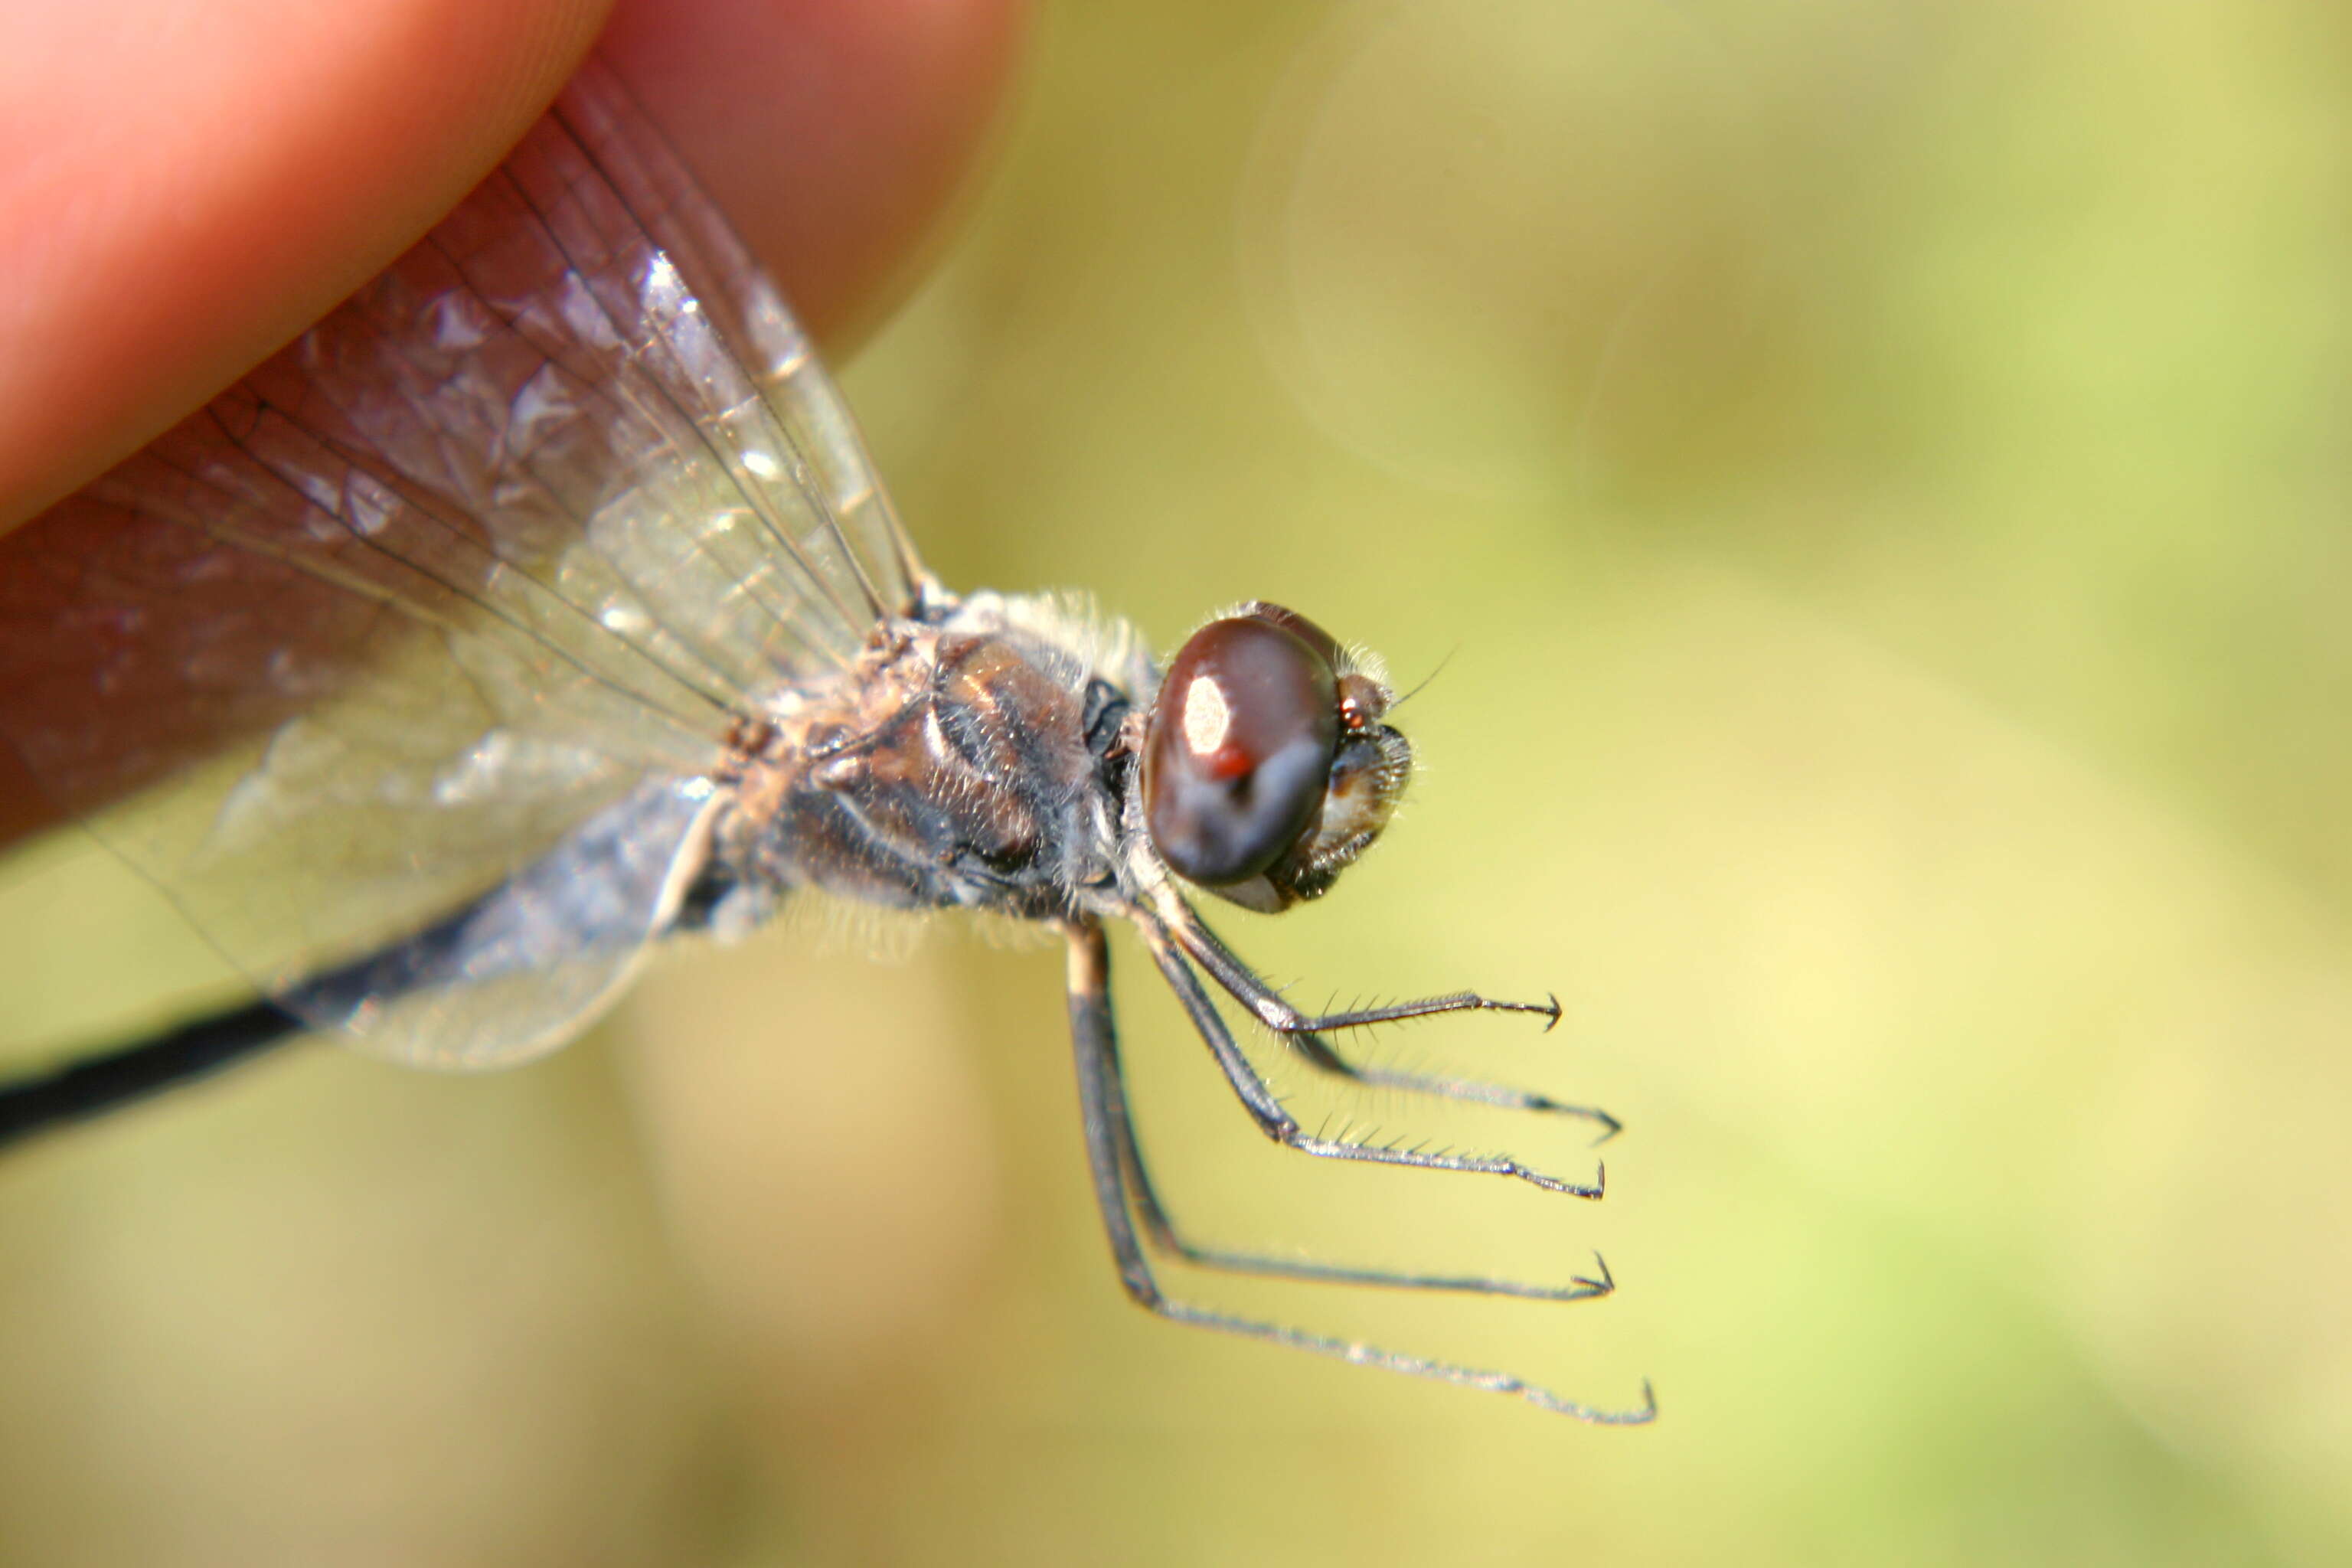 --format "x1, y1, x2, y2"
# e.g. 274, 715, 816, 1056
1154, 895, 1619, 1139
1282, 1030, 1622, 1143
1126, 914, 1605, 1200
1062, 920, 1654, 1423
1165, 897, 1565, 1034
1070, 929, 1615, 1299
